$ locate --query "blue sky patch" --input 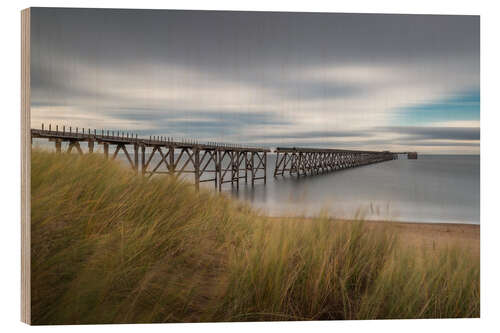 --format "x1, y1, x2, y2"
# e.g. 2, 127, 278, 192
394, 89, 479, 126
